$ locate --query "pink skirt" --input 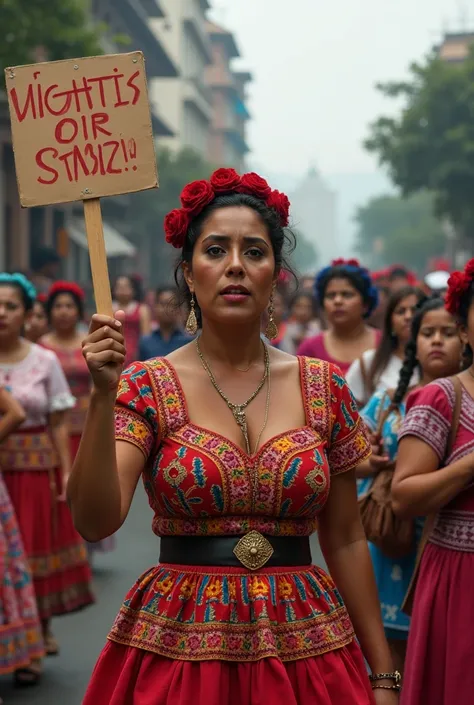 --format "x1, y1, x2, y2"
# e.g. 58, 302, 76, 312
83, 639, 375, 705
401, 542, 474, 705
